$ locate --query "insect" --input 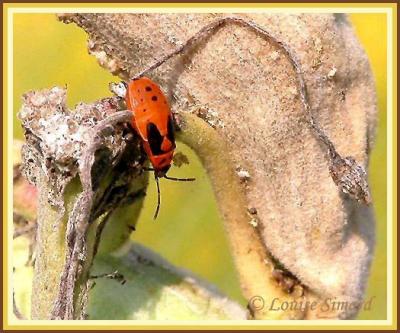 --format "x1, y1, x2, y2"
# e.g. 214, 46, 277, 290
111, 78, 195, 219
110, 16, 367, 218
